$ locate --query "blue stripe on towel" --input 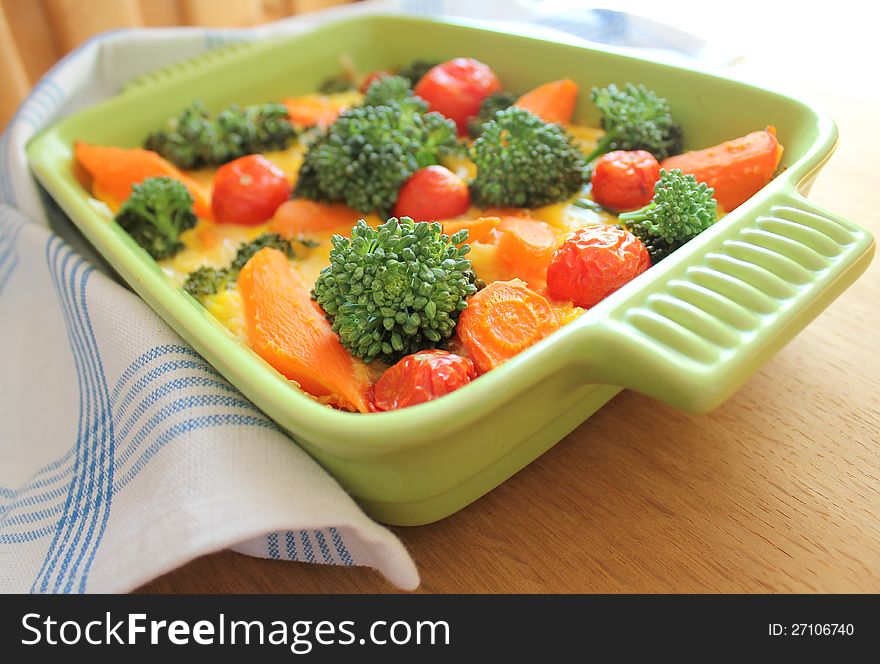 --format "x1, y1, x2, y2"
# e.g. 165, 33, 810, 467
110, 345, 202, 405
300, 531, 316, 564
284, 531, 299, 561
329, 527, 354, 566
267, 533, 280, 560
31, 240, 97, 591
